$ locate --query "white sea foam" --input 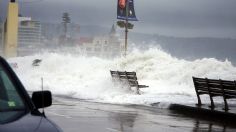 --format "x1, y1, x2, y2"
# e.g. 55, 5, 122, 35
8, 48, 236, 107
